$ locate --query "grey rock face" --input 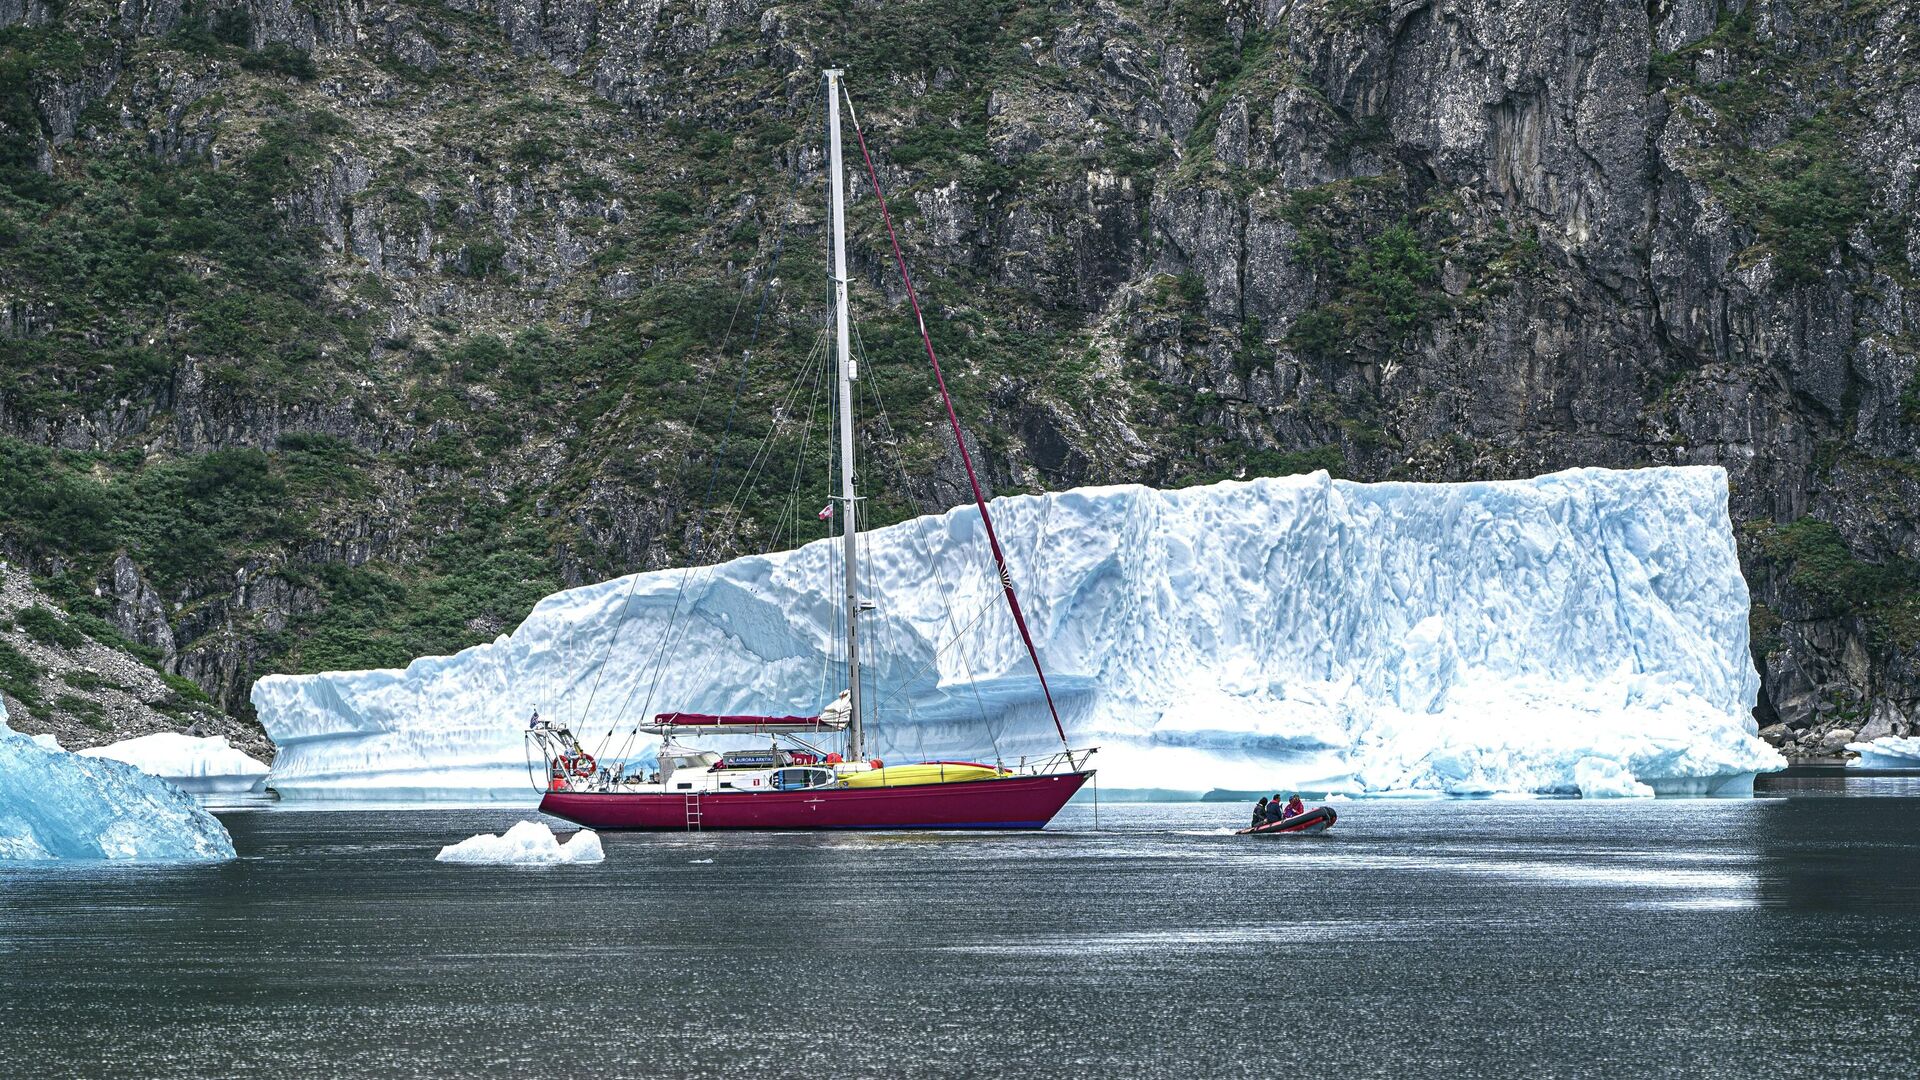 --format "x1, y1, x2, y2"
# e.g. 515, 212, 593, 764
1, 0, 1917, 756
0, 565, 268, 757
